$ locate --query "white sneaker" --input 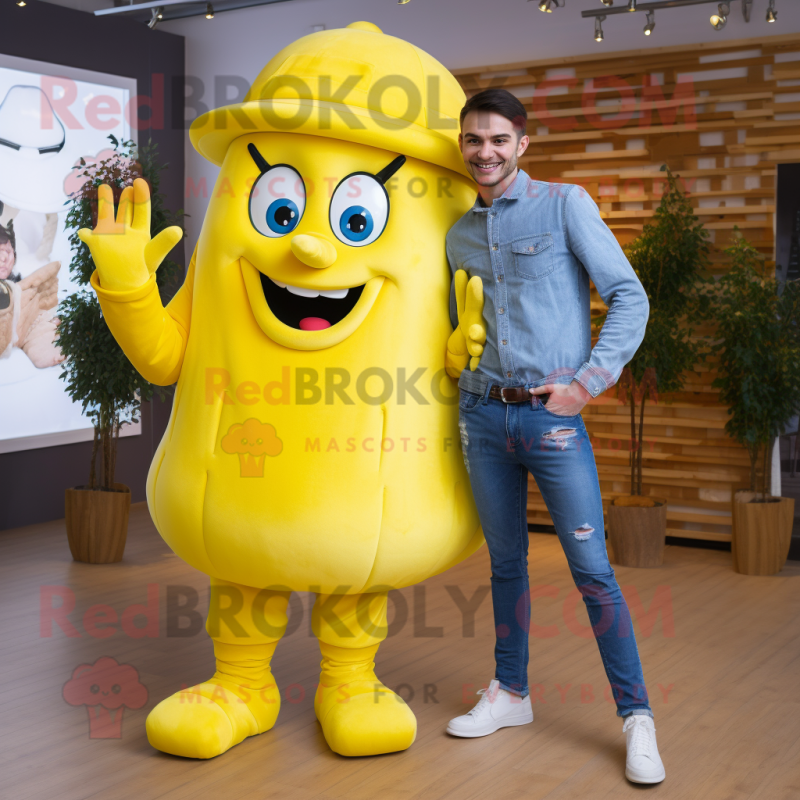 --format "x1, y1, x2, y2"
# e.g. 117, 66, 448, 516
624, 714, 666, 784
446, 679, 533, 738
